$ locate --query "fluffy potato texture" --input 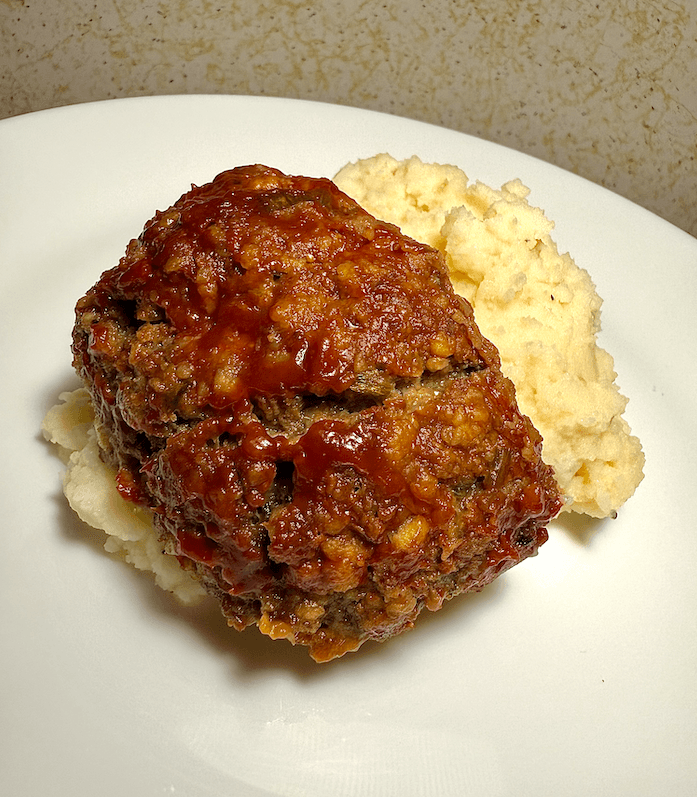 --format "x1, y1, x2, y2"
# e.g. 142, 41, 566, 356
334, 155, 644, 517
42, 389, 207, 605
